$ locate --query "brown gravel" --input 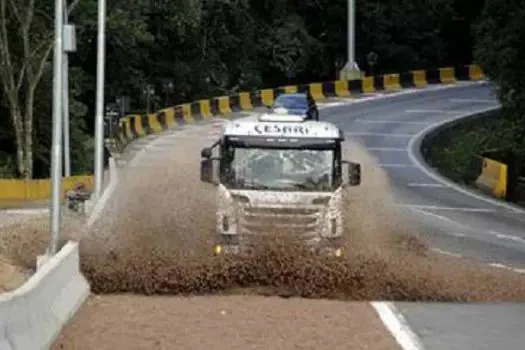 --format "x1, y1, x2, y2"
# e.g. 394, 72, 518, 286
52, 295, 400, 350
0, 210, 51, 292
0, 256, 27, 292
73, 134, 525, 301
